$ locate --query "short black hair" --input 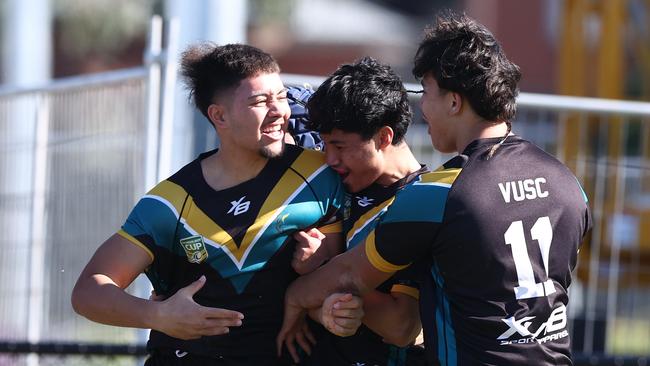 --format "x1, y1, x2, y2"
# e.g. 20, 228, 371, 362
180, 43, 280, 119
306, 57, 411, 144
413, 11, 521, 121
